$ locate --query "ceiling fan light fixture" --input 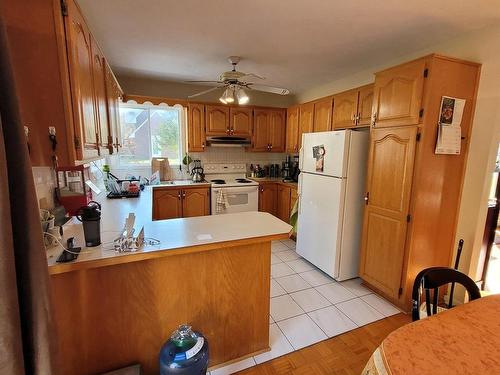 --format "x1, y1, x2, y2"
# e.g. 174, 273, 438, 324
236, 88, 249, 105
220, 86, 235, 104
